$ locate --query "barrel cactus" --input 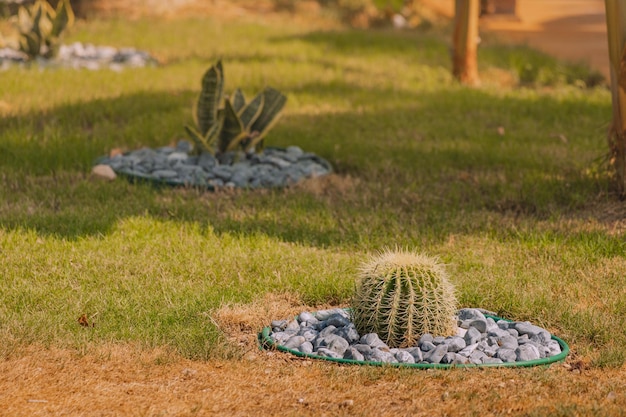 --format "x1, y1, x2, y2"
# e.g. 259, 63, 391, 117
351, 249, 458, 348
